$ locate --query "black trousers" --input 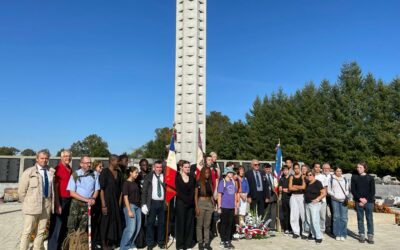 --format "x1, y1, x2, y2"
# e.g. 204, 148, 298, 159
326, 195, 333, 233
175, 199, 195, 249
220, 208, 234, 242
146, 200, 165, 246
281, 197, 291, 232
48, 198, 71, 250
265, 202, 277, 229
250, 191, 265, 217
